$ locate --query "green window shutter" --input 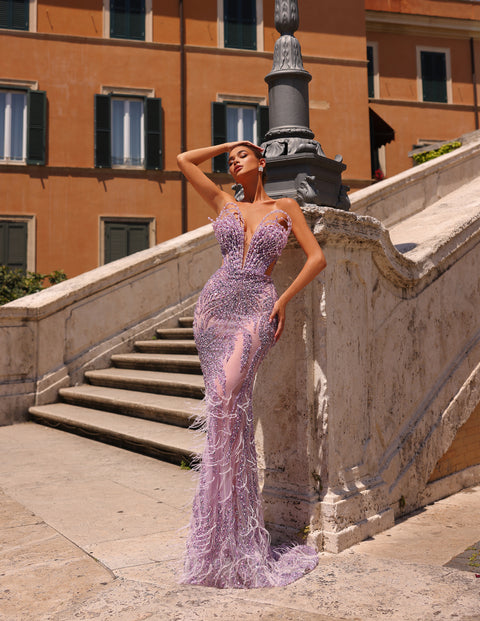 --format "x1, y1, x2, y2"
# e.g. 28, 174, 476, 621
0, 221, 27, 271
128, 223, 149, 254
145, 97, 163, 170
0, 223, 4, 266
0, 0, 28, 30
211, 102, 227, 173
224, 0, 256, 50
104, 221, 149, 264
129, 0, 145, 40
110, 0, 145, 41
0, 1, 8, 27
367, 46, 374, 98
110, 0, 128, 38
95, 94, 111, 168
421, 51, 447, 103
105, 222, 128, 263
27, 90, 46, 165
258, 105, 269, 143
12, 0, 28, 29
